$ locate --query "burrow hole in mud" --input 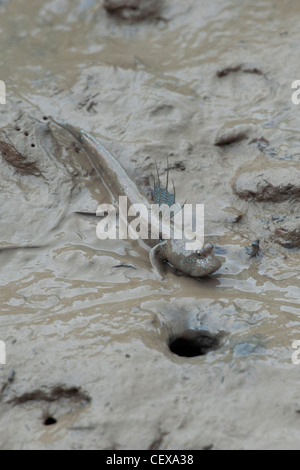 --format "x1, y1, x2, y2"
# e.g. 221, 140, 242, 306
169, 330, 223, 358
44, 416, 57, 426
